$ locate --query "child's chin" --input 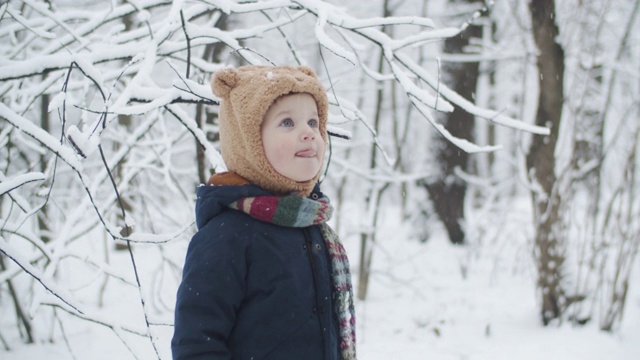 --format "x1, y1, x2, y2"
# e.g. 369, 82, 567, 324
285, 167, 320, 183
291, 172, 318, 183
